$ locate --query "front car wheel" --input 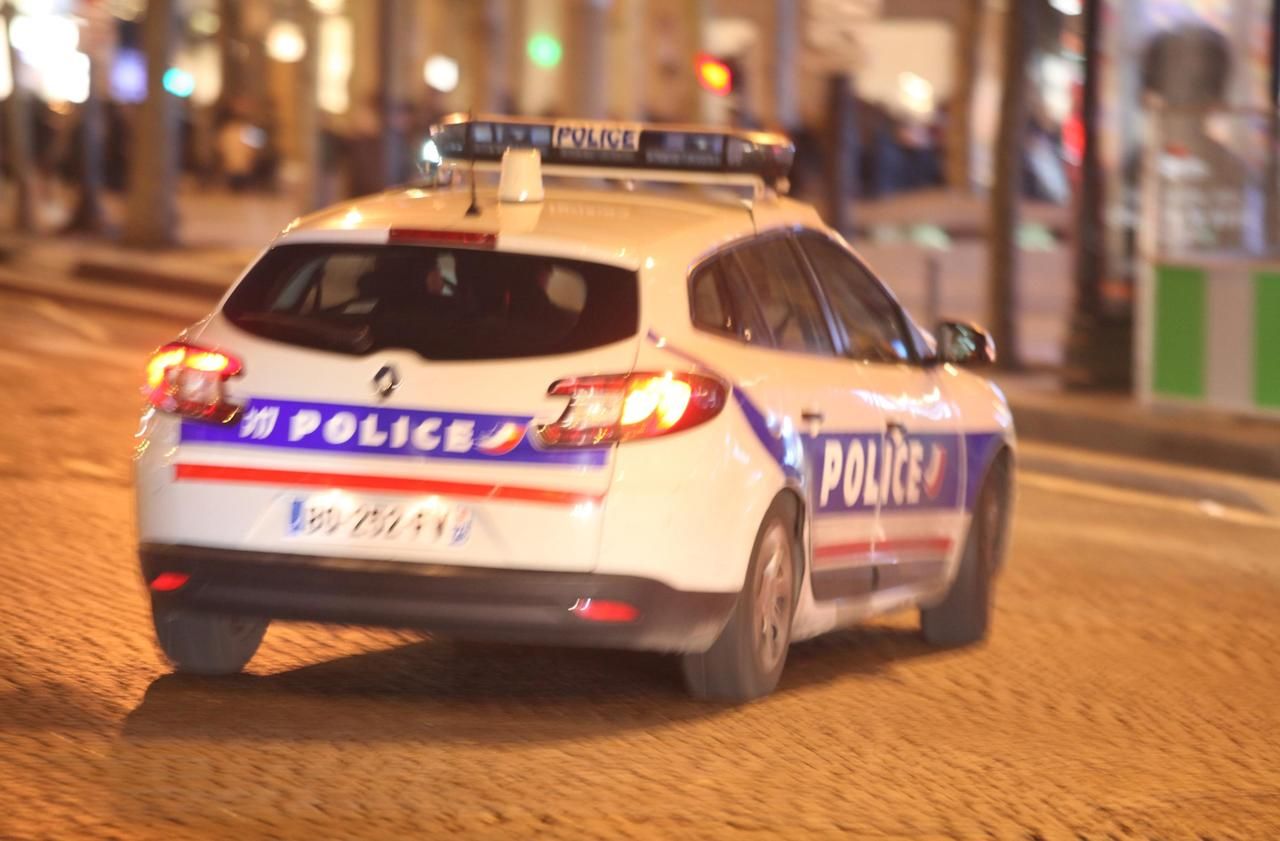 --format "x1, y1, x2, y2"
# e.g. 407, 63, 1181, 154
920, 456, 1010, 647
